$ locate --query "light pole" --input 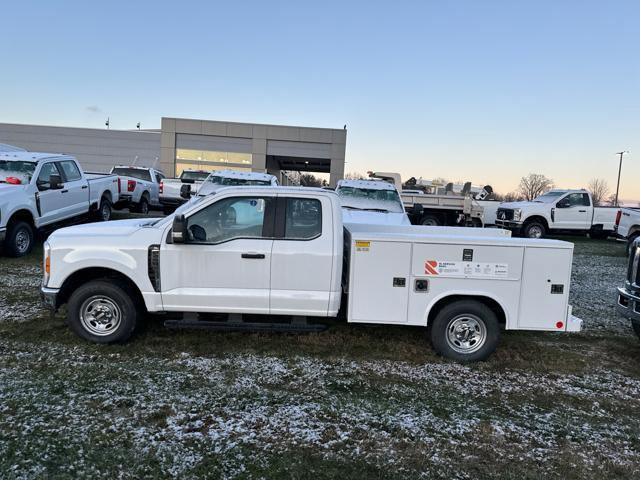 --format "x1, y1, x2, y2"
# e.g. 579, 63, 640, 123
614, 151, 629, 206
